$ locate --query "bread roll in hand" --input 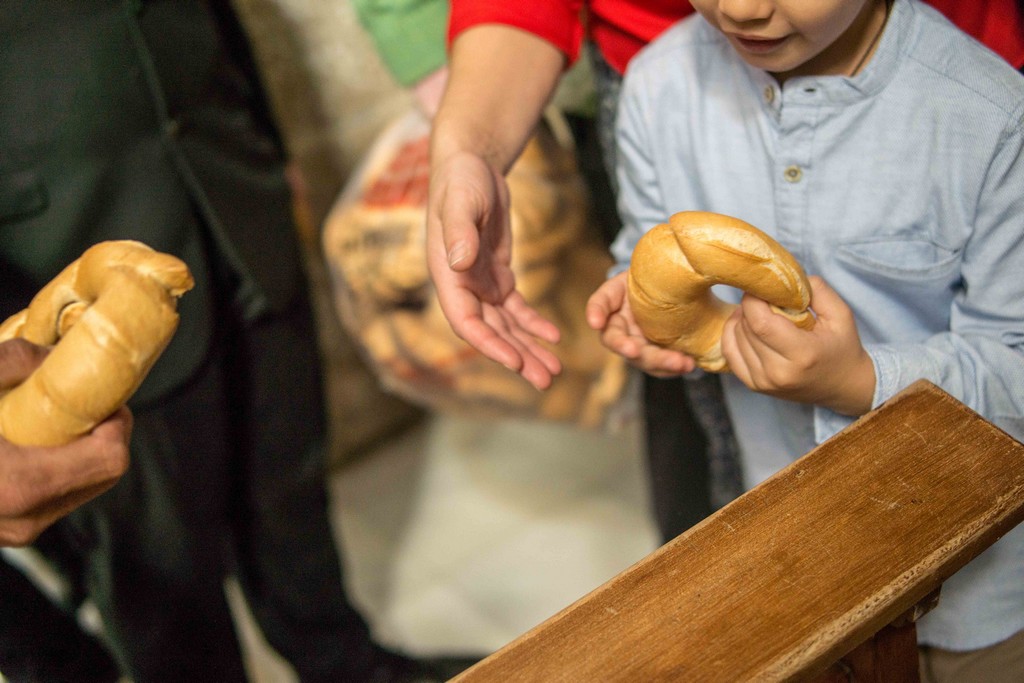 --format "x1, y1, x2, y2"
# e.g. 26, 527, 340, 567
627, 211, 814, 373
0, 241, 193, 446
